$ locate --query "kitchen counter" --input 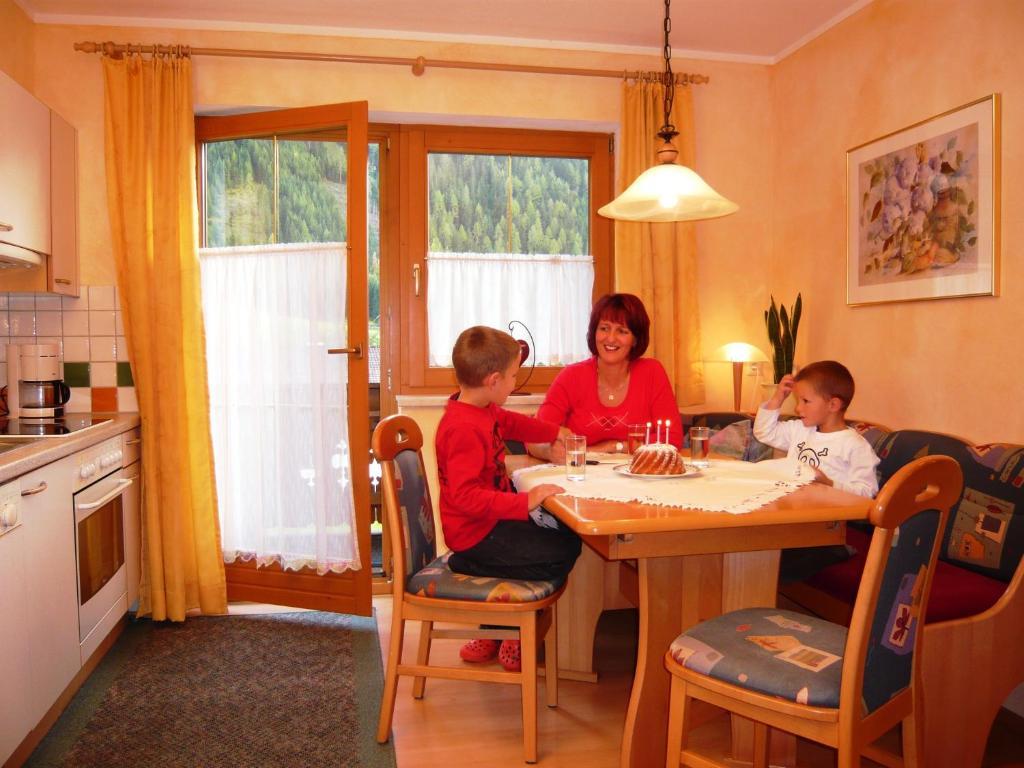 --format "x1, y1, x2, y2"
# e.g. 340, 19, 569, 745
0, 412, 141, 484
